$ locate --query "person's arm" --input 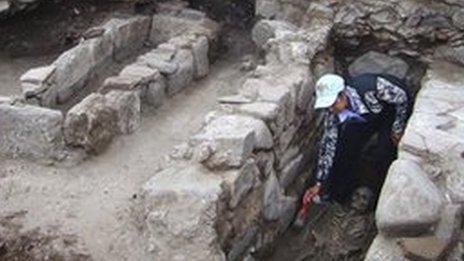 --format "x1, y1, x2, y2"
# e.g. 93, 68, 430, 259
375, 77, 409, 136
315, 112, 338, 186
